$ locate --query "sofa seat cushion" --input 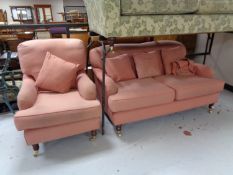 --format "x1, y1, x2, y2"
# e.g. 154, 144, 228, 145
121, 0, 199, 15
108, 78, 175, 112
154, 75, 225, 101
14, 91, 101, 130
